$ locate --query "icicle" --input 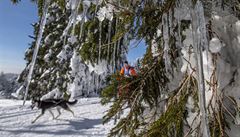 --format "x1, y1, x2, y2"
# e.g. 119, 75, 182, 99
116, 40, 121, 71
162, 13, 172, 77
107, 21, 112, 61
114, 27, 122, 71
112, 42, 117, 71
115, 1, 121, 72
112, 19, 118, 71
98, 76, 102, 94
87, 78, 91, 95
96, 75, 99, 94
79, 5, 87, 41
169, 9, 173, 36
112, 17, 119, 72
175, 1, 182, 49
177, 13, 182, 48
63, 0, 81, 45
94, 0, 100, 18
98, 21, 102, 63
190, 1, 210, 137
23, 0, 50, 105
93, 74, 96, 94
114, 37, 121, 72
